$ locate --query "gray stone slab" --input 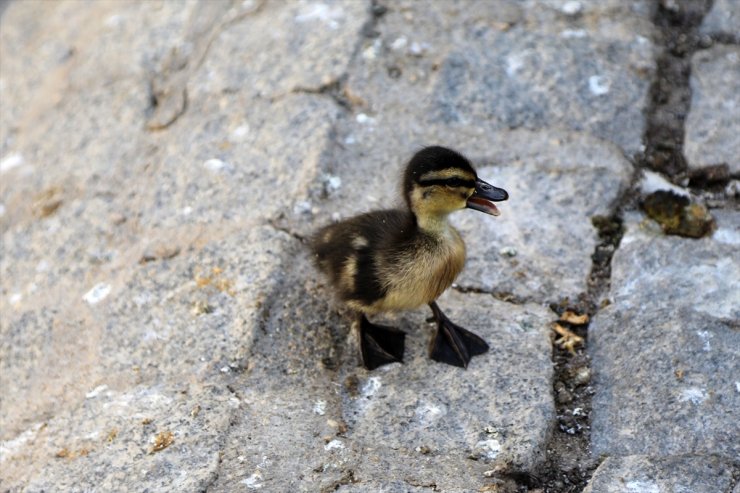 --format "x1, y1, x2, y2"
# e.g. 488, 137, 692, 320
210, 279, 554, 490
343, 0, 656, 155
700, 0, 740, 38
0, 226, 298, 490
340, 291, 554, 474
685, 45, 740, 174
590, 211, 740, 458
0, 1, 193, 155
584, 455, 735, 493
189, 0, 368, 99
453, 129, 633, 303
5, 383, 234, 493
138, 92, 340, 229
